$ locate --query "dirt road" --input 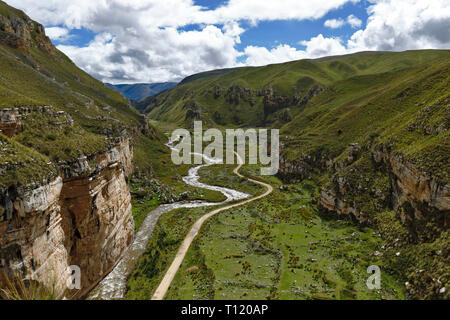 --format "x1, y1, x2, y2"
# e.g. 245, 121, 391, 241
151, 156, 273, 300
